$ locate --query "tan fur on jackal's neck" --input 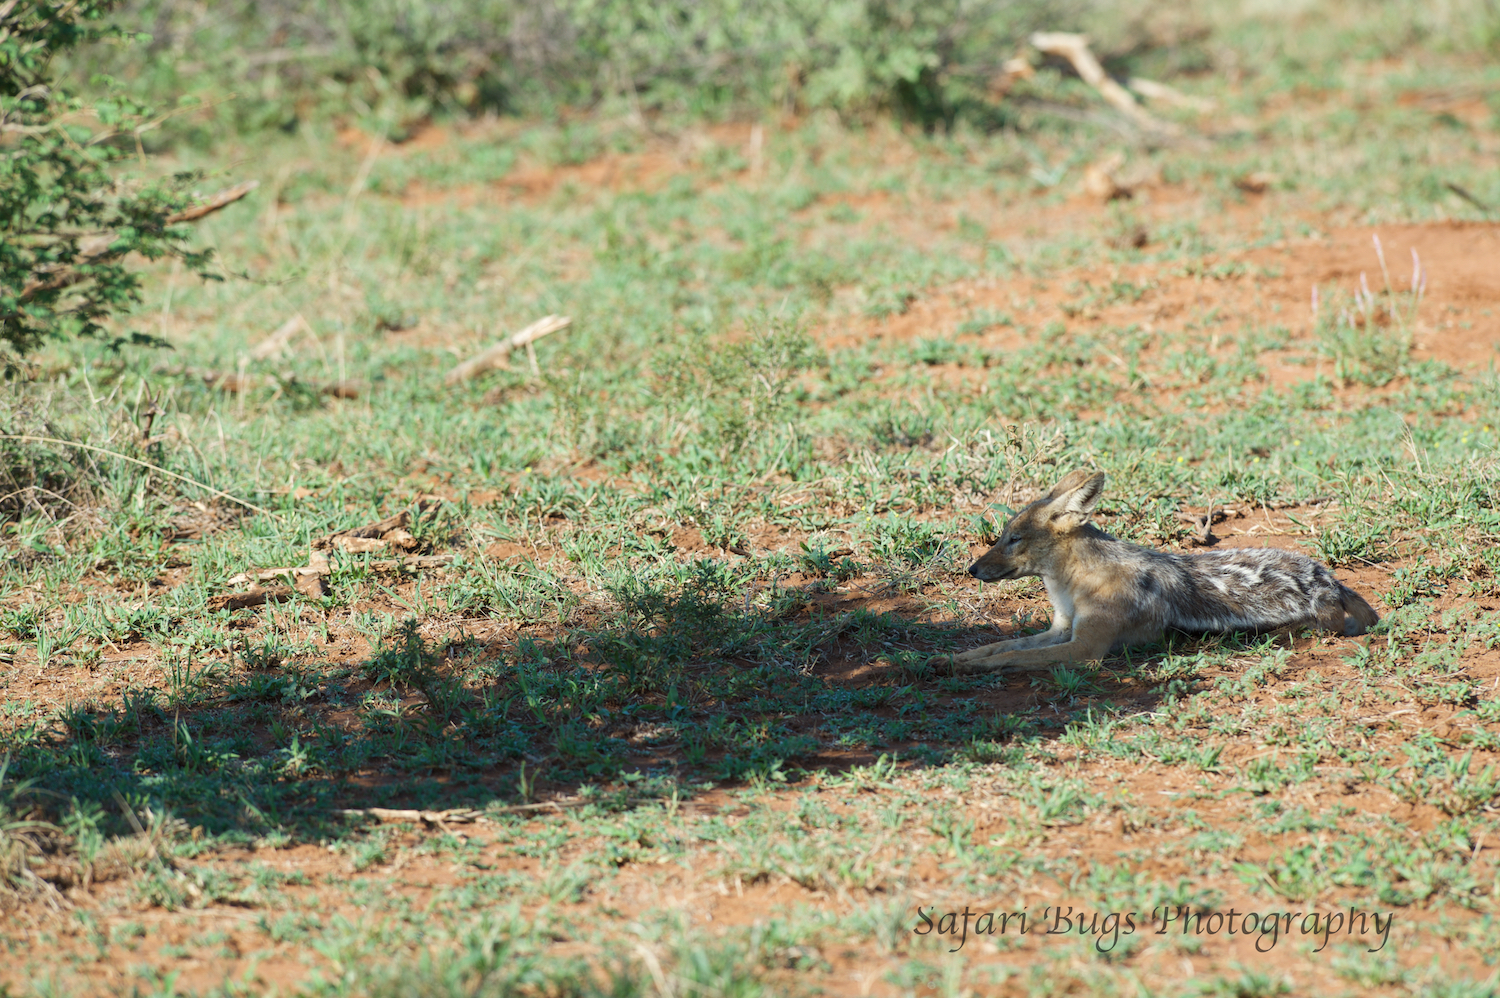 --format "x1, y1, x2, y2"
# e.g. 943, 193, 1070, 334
941, 471, 1379, 675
